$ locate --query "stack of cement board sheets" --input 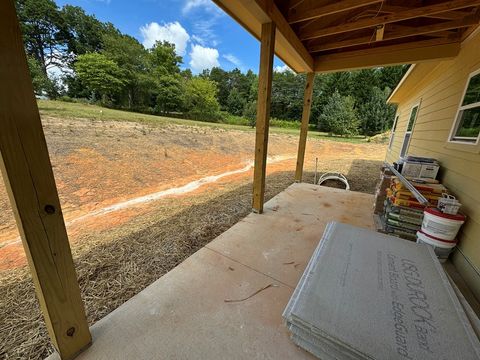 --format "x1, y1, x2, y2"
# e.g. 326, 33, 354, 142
283, 222, 480, 360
